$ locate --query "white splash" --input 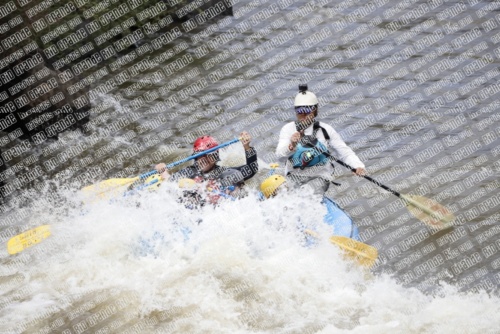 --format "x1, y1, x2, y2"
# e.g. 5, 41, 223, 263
1, 183, 499, 333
